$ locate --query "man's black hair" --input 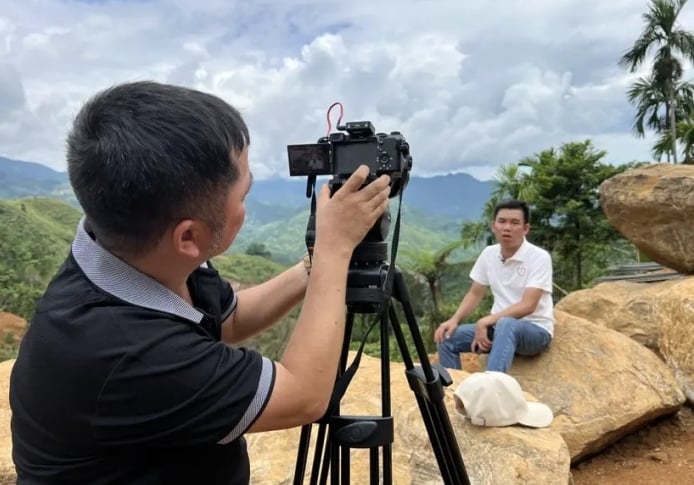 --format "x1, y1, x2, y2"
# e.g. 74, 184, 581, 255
67, 81, 249, 256
493, 199, 530, 224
